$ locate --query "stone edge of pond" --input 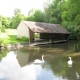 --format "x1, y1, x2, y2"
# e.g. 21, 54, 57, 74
0, 42, 36, 50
